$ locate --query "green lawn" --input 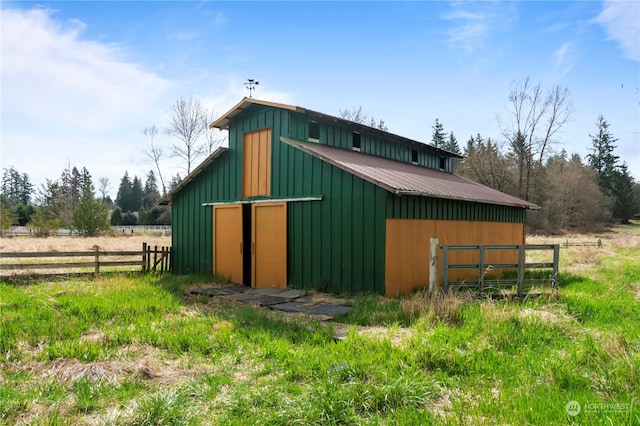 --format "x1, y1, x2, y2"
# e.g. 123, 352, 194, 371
1, 227, 639, 425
